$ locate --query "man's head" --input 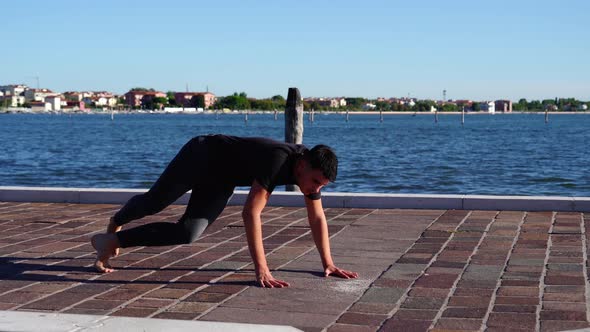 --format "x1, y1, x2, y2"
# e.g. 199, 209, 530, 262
295, 145, 338, 196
